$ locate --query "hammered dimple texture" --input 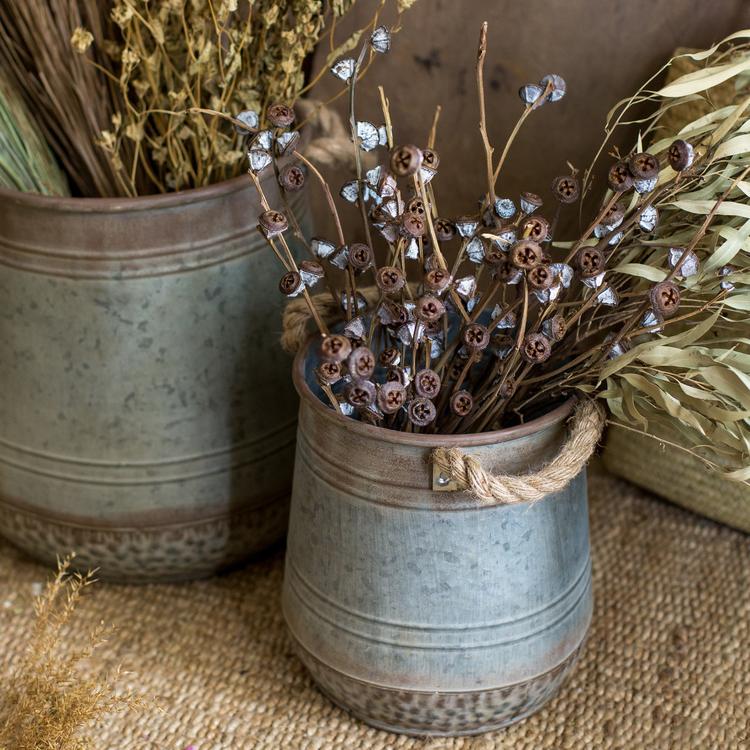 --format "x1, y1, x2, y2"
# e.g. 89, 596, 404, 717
0, 473, 749, 748
290, 634, 583, 736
